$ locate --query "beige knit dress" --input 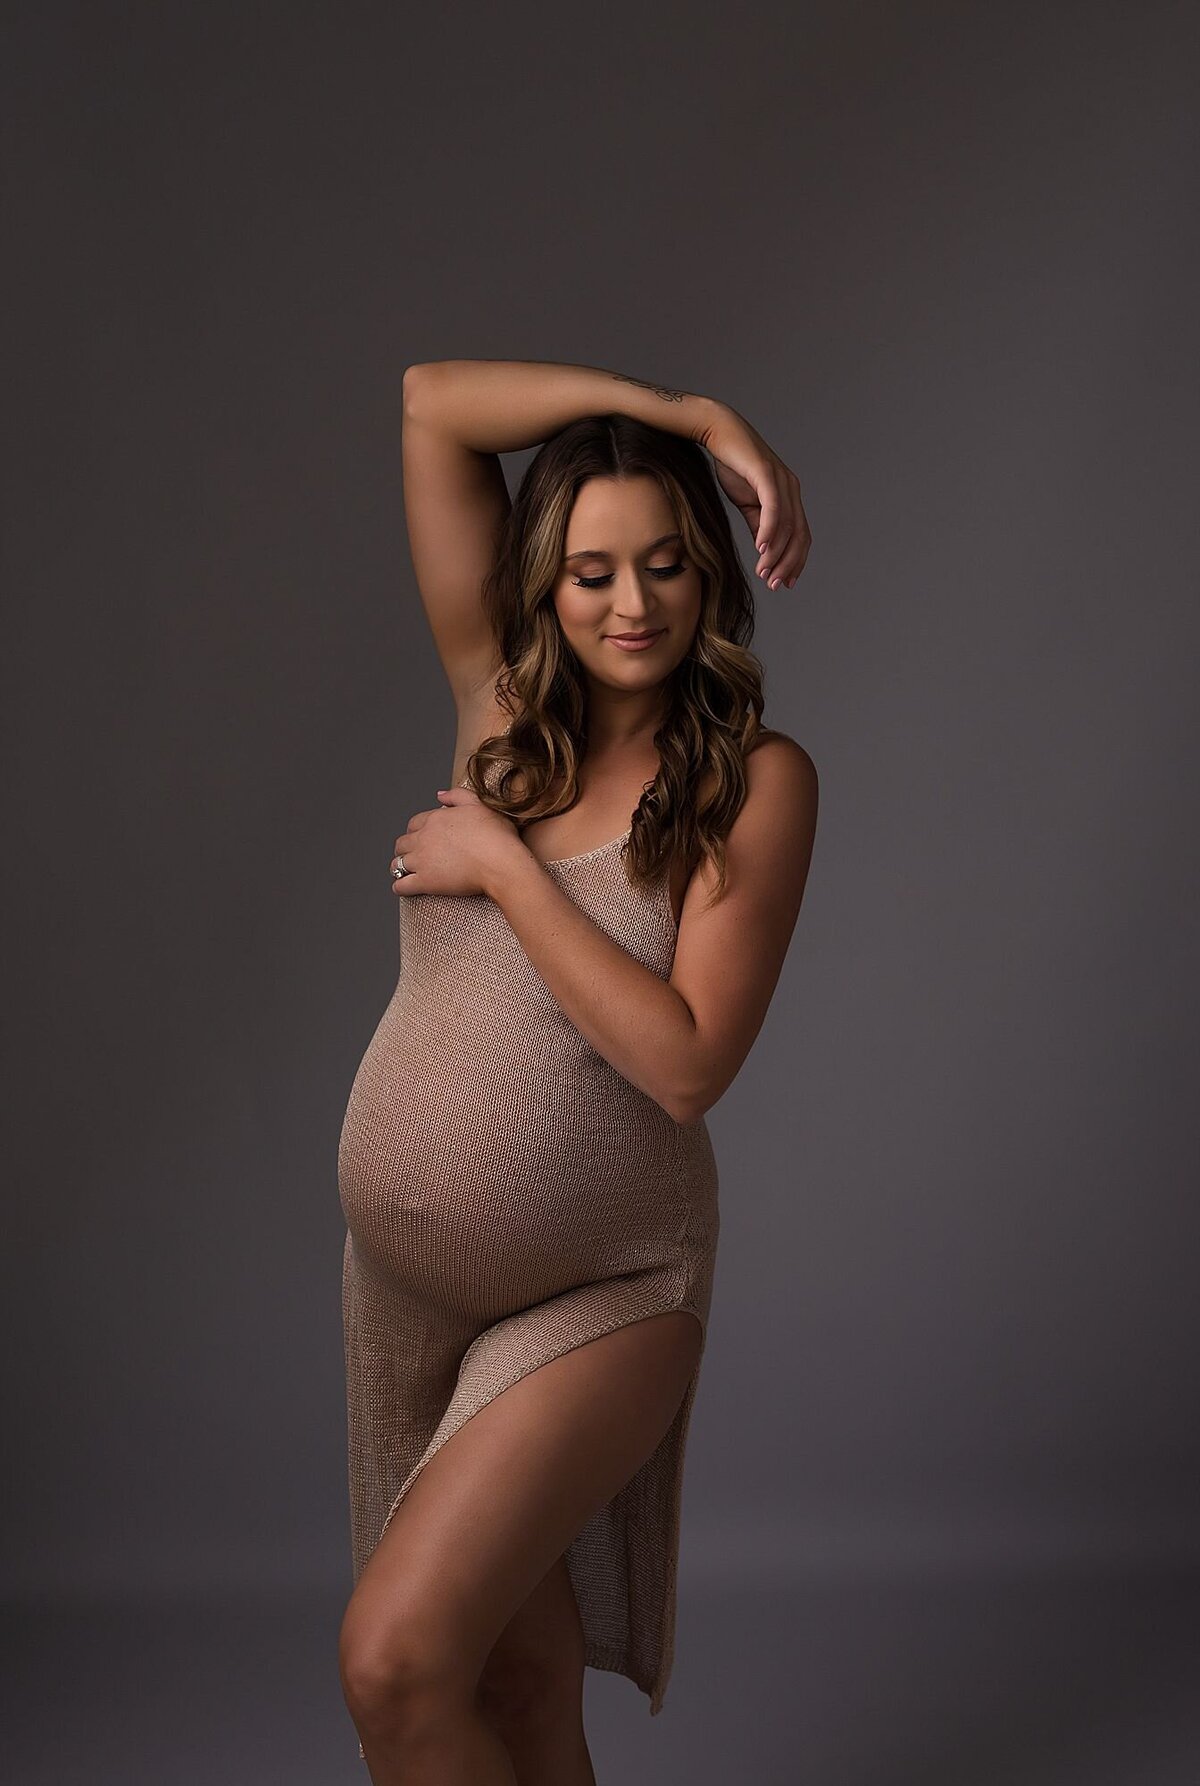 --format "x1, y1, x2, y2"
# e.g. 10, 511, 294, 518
337, 761, 719, 1753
